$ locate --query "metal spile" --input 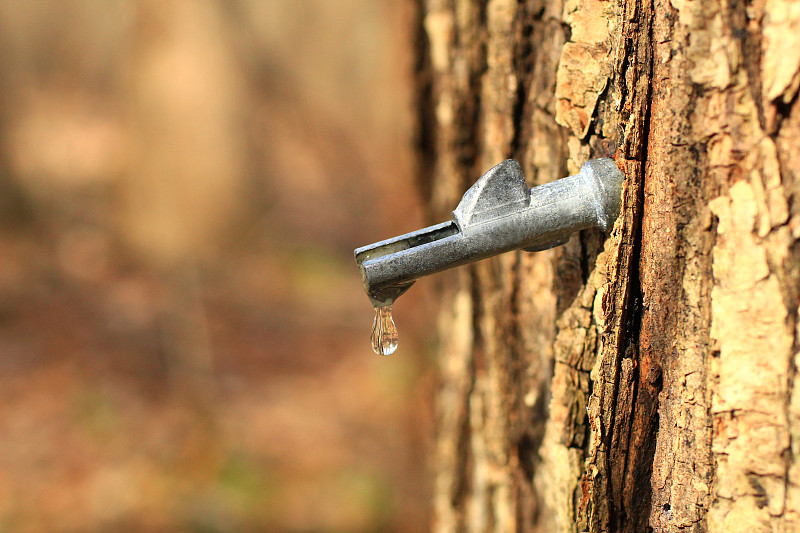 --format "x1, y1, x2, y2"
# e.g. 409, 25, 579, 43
355, 158, 625, 307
